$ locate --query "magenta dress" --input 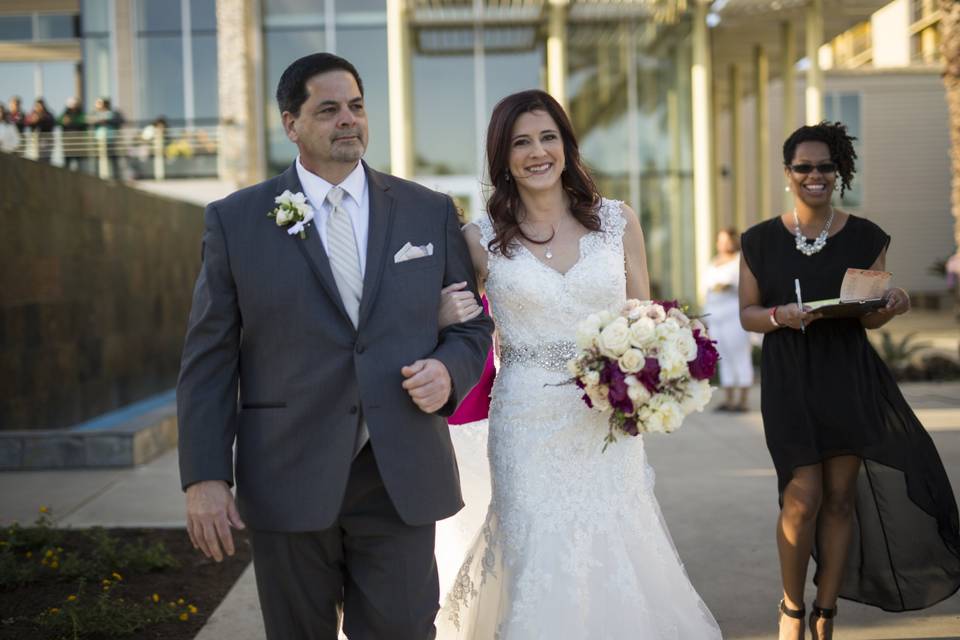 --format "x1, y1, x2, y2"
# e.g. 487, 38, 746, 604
448, 296, 494, 425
